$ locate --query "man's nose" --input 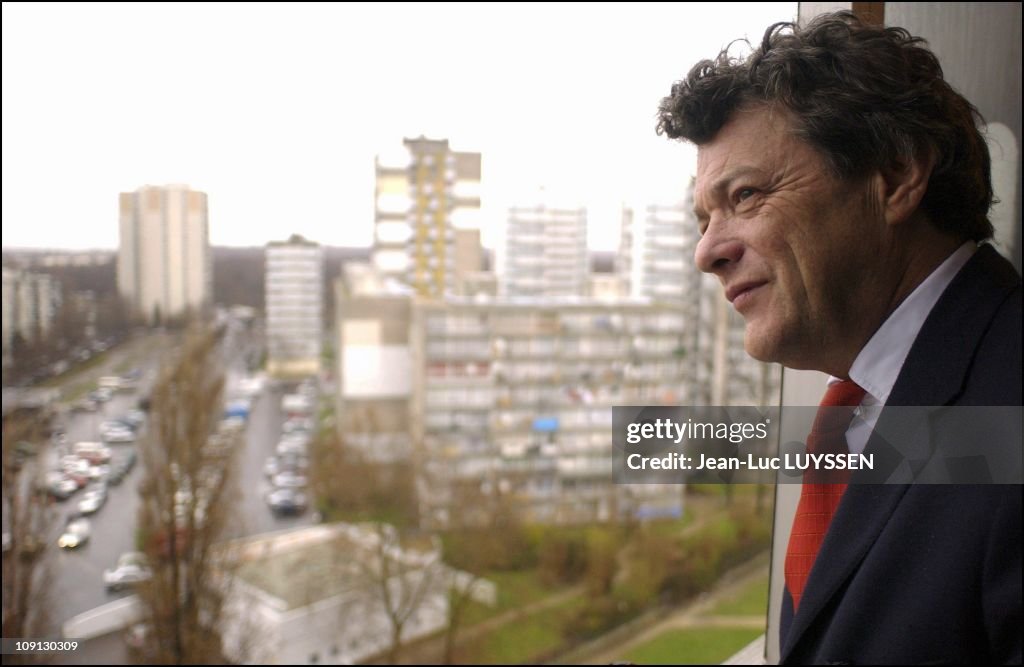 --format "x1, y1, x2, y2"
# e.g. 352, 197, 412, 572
694, 224, 744, 274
